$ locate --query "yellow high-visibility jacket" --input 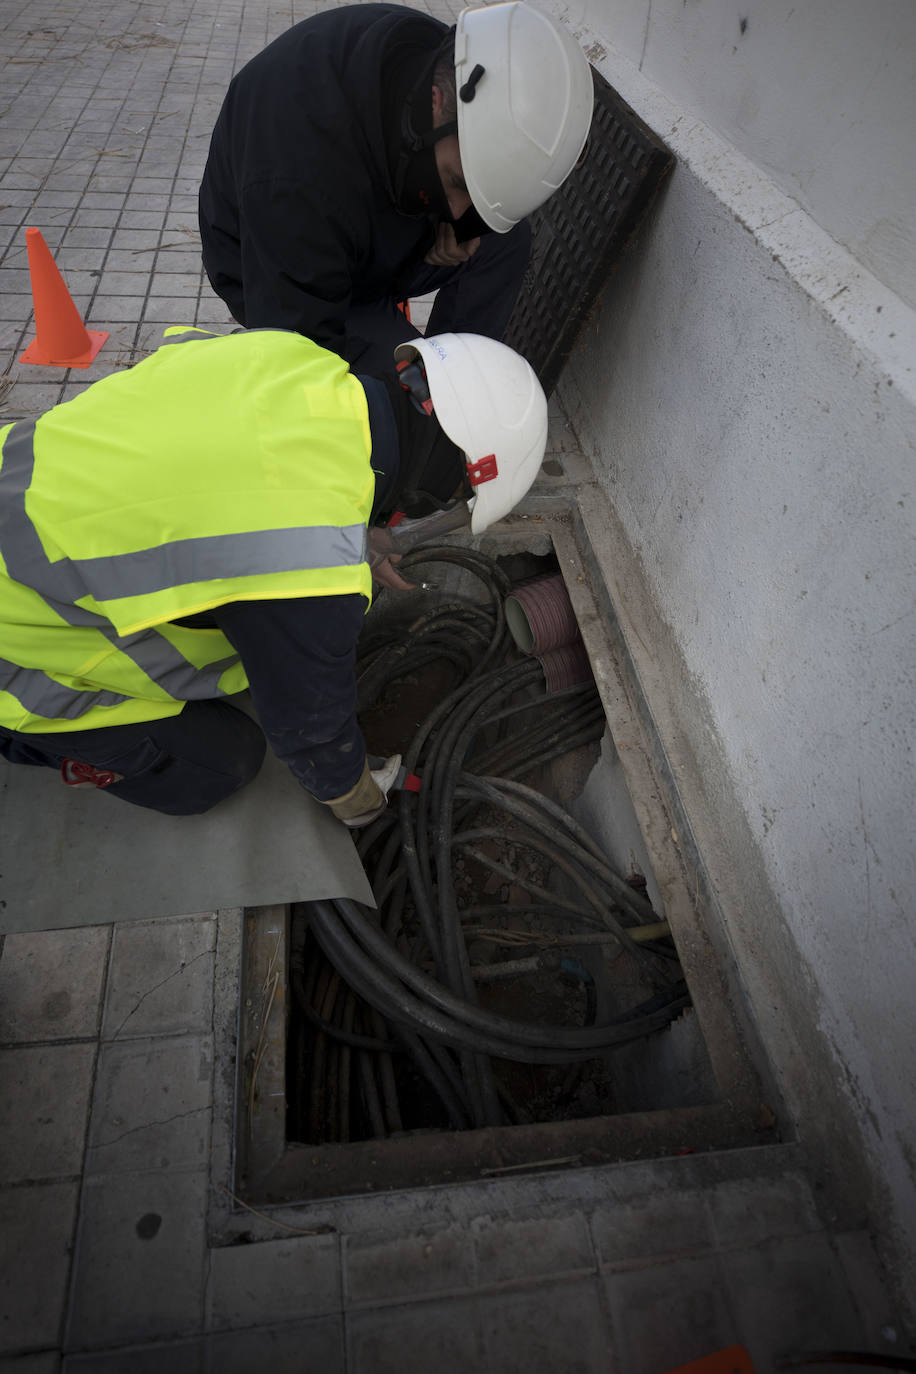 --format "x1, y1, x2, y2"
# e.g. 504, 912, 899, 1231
0, 329, 374, 734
